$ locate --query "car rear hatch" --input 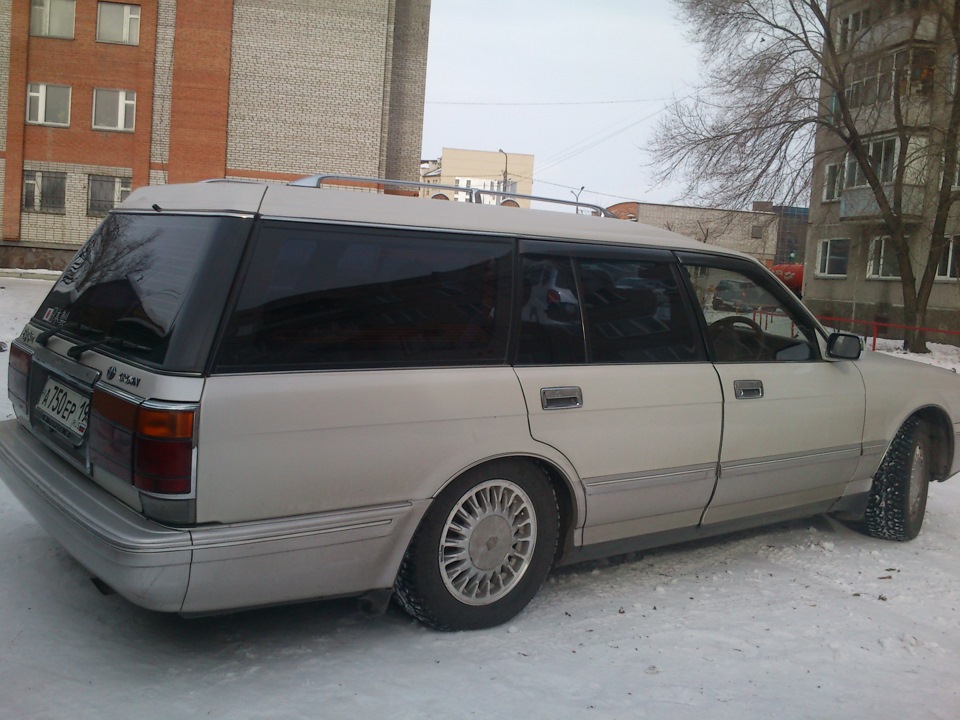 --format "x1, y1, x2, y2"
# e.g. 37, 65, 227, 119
8, 211, 252, 524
